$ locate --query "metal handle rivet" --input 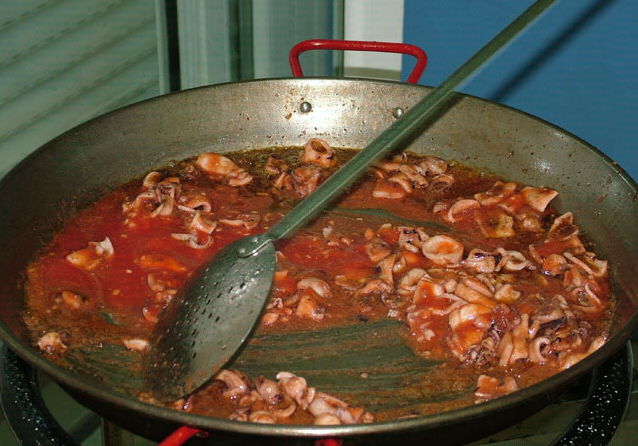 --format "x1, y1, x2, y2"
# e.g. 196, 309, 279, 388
300, 101, 312, 113
392, 107, 405, 119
